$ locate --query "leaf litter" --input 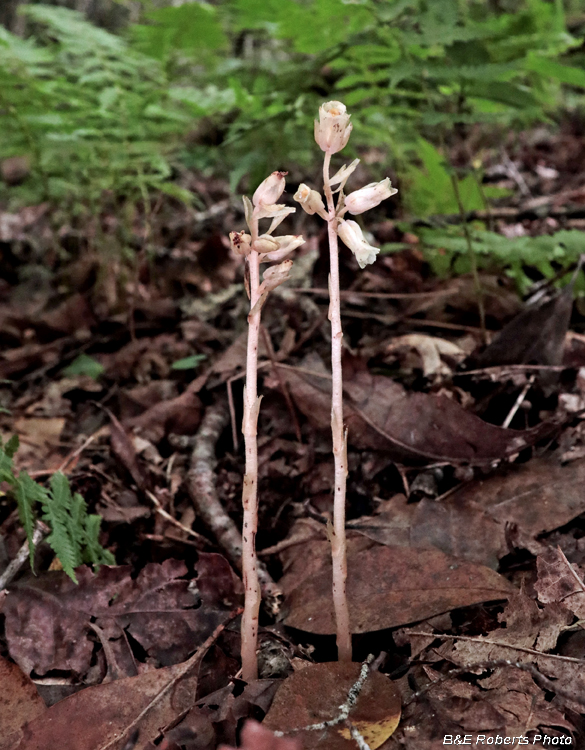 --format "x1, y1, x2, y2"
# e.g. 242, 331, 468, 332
3, 146, 585, 749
